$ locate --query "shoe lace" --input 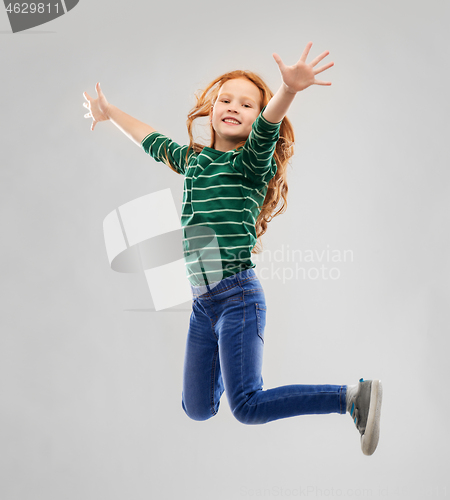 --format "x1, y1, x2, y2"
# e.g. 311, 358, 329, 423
350, 403, 365, 436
